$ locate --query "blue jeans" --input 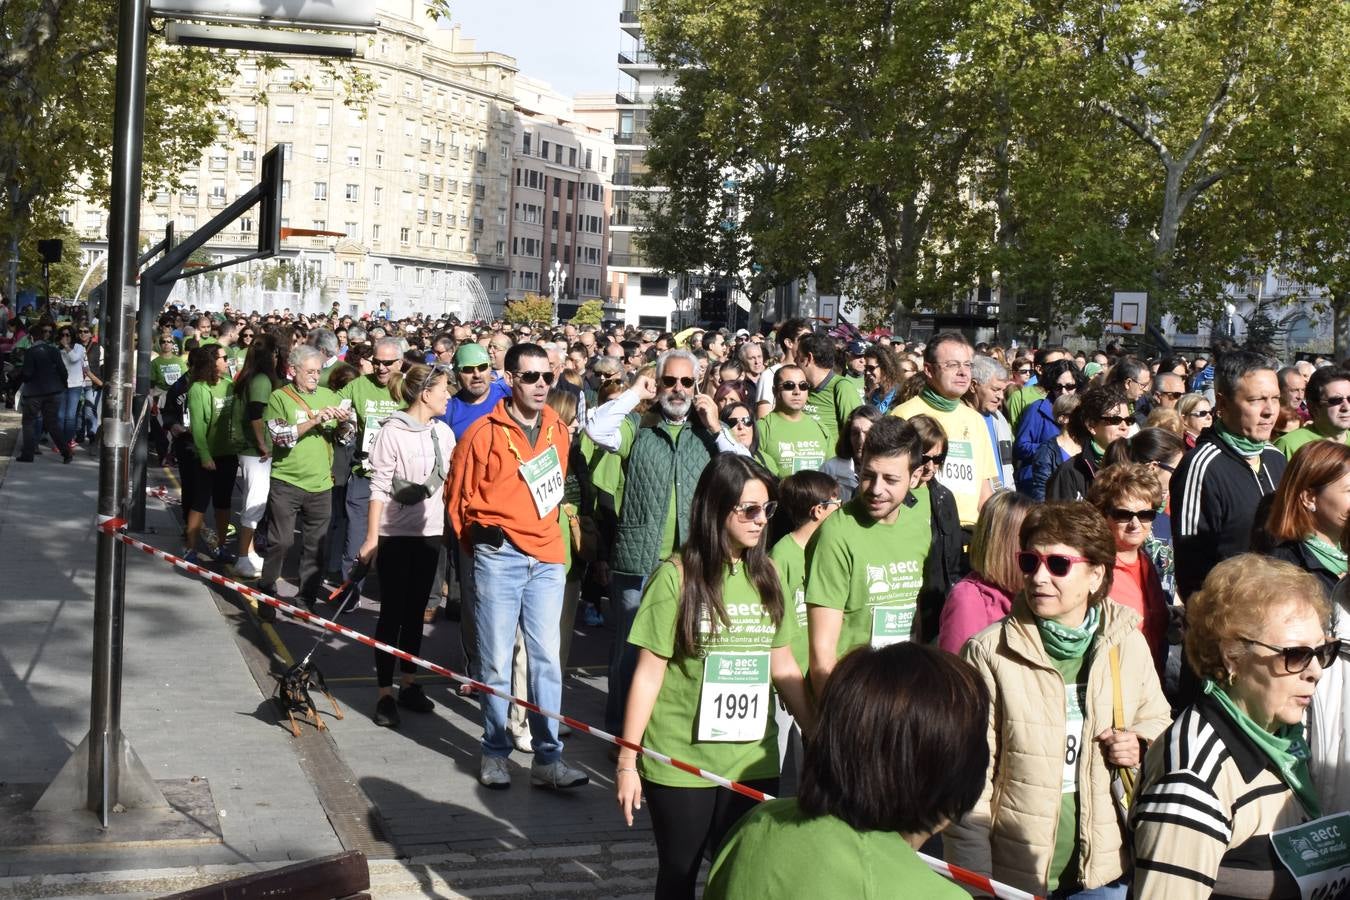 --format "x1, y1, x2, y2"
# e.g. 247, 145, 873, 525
605, 571, 648, 734
342, 475, 370, 580
473, 539, 565, 763
57, 386, 81, 444
1050, 878, 1128, 900
80, 387, 100, 438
